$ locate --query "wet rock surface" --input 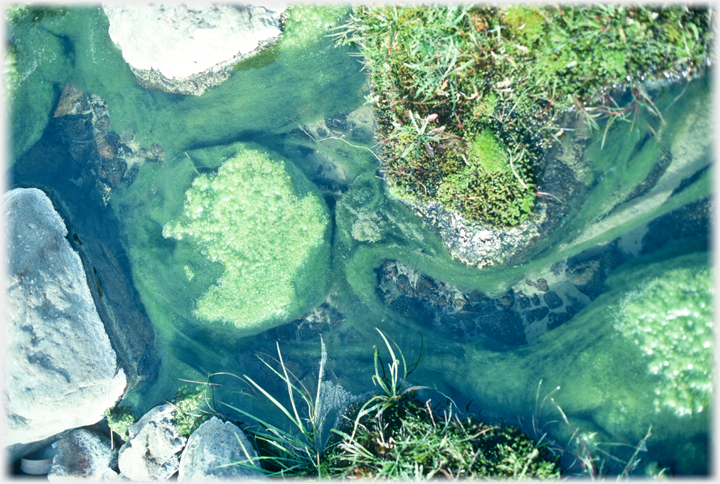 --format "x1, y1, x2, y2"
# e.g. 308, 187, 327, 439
264, 302, 345, 343
291, 104, 377, 200
374, 245, 630, 345
17, 84, 164, 205
376, 260, 529, 346
178, 417, 265, 480
640, 197, 712, 254
11, 84, 161, 399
